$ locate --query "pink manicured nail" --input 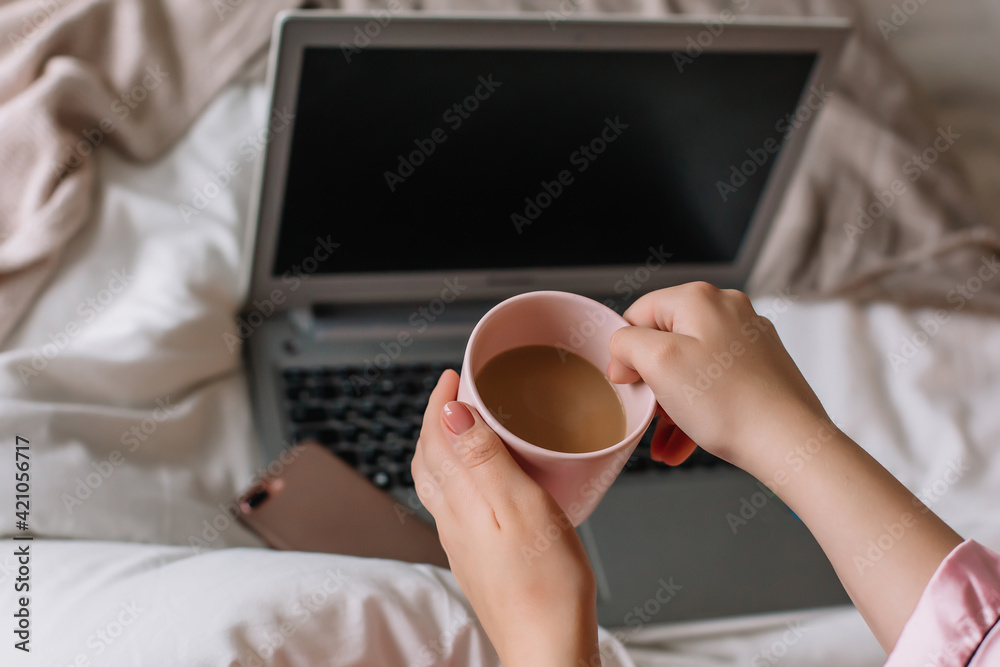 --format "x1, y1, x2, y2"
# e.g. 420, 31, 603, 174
442, 401, 474, 435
